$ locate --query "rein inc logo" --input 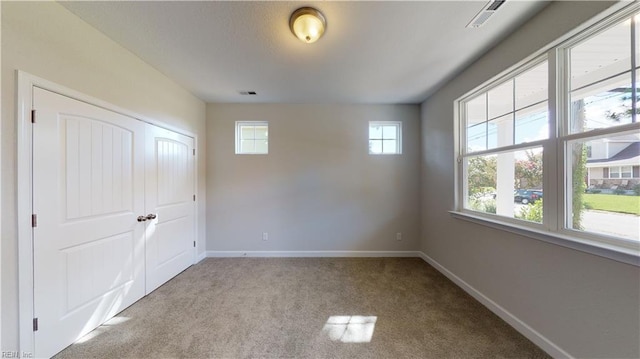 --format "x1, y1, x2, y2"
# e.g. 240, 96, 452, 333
2, 352, 33, 358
